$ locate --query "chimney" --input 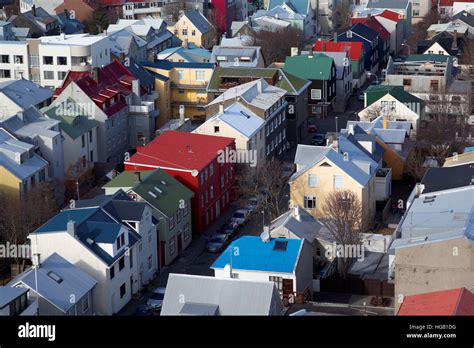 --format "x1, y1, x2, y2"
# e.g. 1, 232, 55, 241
64, 9, 69, 19
134, 171, 141, 183
452, 30, 458, 50
293, 205, 301, 221
223, 264, 233, 278
348, 124, 354, 135
17, 111, 24, 122
32, 5, 36, 16
334, 32, 338, 42
383, 116, 388, 129
256, 80, 263, 93
332, 138, 339, 152
415, 183, 425, 196
291, 47, 298, 56
91, 68, 99, 83
219, 103, 224, 114
182, 38, 188, 48
132, 79, 140, 98
67, 220, 76, 237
